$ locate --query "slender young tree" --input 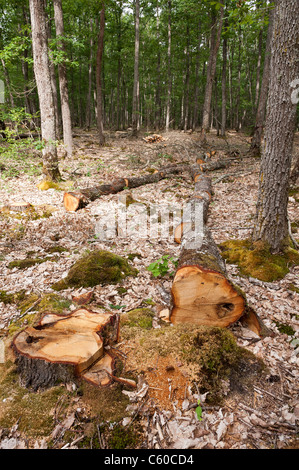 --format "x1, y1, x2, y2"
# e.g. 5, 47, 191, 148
165, 0, 172, 132
53, 0, 73, 157
29, 0, 60, 181
249, 6, 274, 156
201, 5, 224, 141
132, 0, 140, 137
96, 4, 105, 145
253, 0, 299, 253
